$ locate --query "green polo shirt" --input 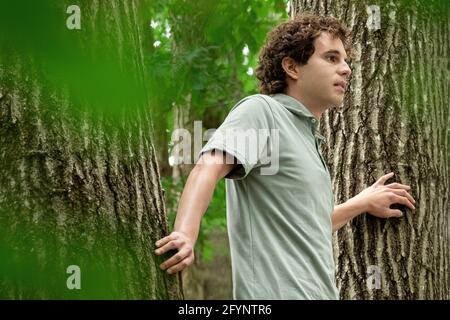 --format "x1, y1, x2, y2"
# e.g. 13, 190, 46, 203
200, 93, 338, 300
